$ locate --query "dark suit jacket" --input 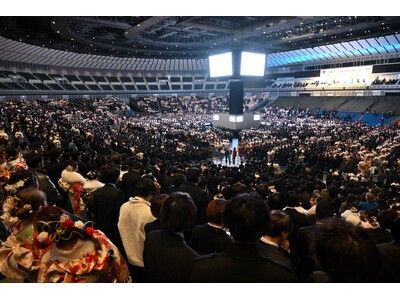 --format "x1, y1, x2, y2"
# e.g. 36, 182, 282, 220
121, 170, 141, 201
90, 183, 125, 252
296, 225, 318, 282
144, 219, 162, 235
366, 228, 394, 245
178, 182, 211, 226
161, 175, 175, 194
143, 230, 199, 282
282, 207, 307, 252
189, 243, 297, 283
257, 239, 294, 272
189, 223, 232, 255
378, 241, 400, 282
32, 168, 61, 205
